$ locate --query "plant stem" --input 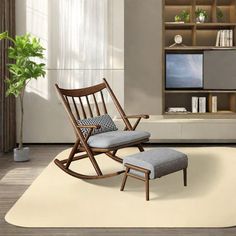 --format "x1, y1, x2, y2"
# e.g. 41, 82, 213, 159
19, 90, 24, 149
